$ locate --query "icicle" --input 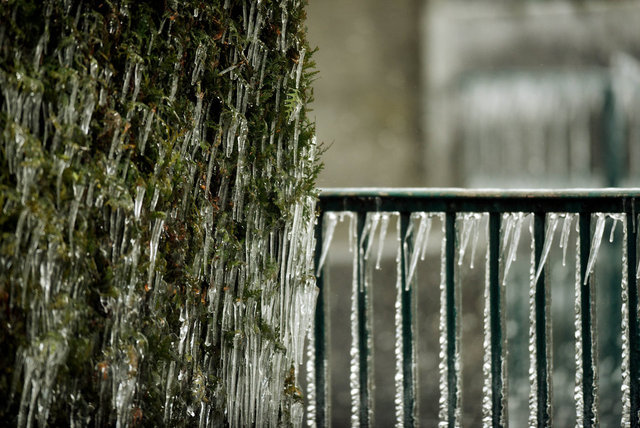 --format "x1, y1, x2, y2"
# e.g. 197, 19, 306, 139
148, 217, 165, 286
419, 214, 433, 261
407, 212, 430, 286
375, 213, 391, 270
534, 213, 559, 284
139, 107, 155, 154
609, 214, 623, 243
559, 213, 575, 267
363, 212, 380, 261
134, 186, 145, 220
457, 213, 481, 269
315, 211, 337, 275
457, 213, 474, 266
469, 214, 482, 269
507, 214, 525, 271
584, 213, 606, 285
68, 183, 85, 247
